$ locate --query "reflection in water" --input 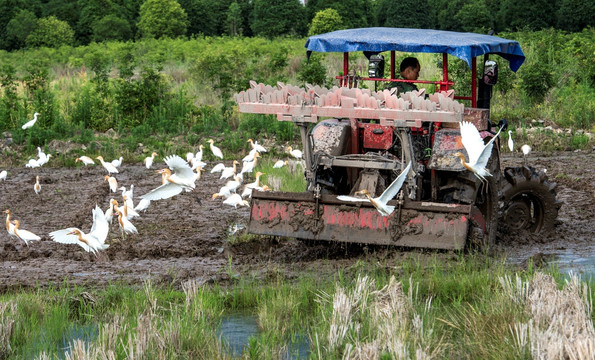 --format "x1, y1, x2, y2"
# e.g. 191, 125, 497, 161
283, 332, 310, 360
